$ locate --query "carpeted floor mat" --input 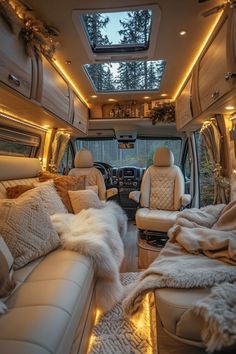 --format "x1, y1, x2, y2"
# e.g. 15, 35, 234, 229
88, 272, 157, 354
